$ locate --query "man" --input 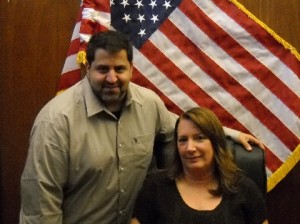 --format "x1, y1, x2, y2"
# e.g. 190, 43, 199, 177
20, 30, 263, 224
